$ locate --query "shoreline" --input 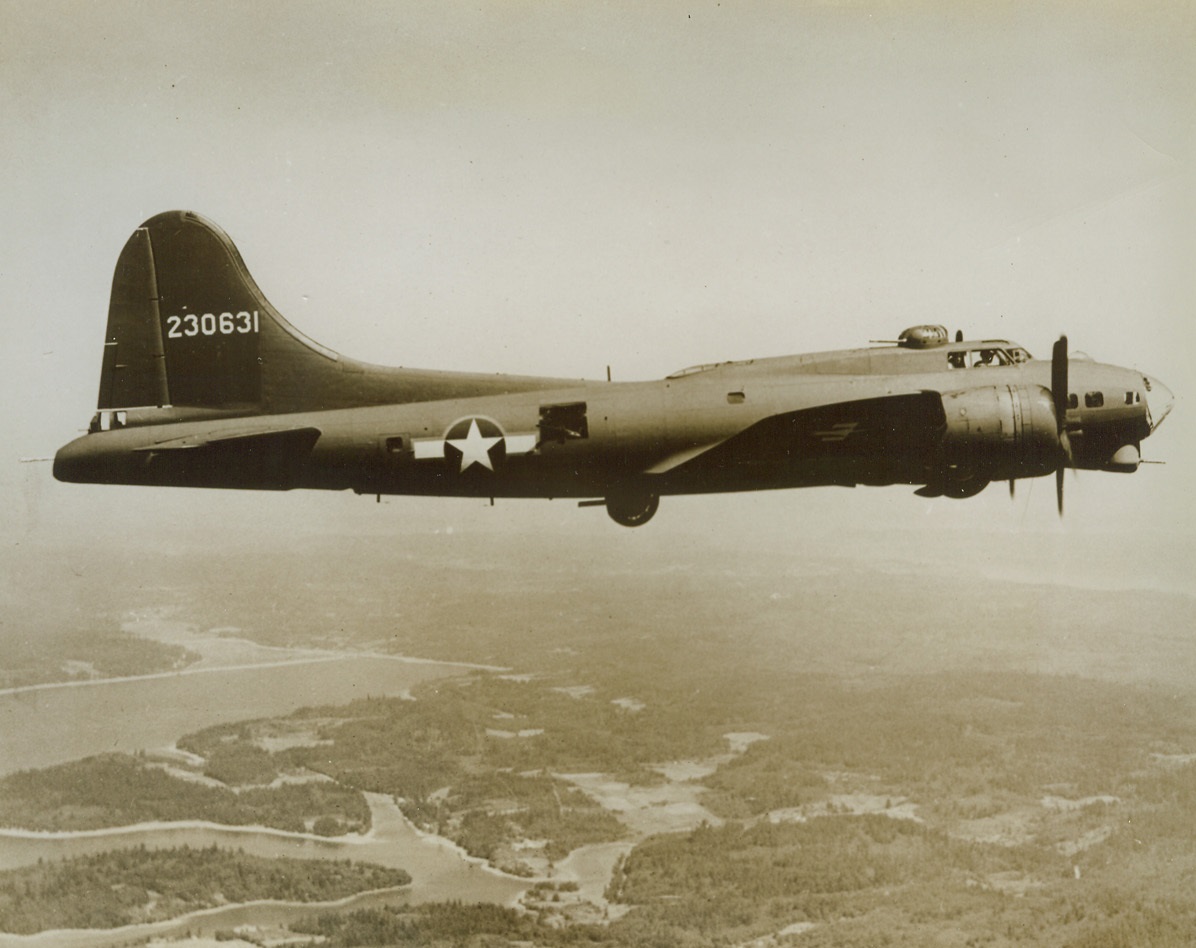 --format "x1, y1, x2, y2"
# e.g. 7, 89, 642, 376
0, 793, 538, 945
0, 651, 505, 700
0, 819, 376, 844
0, 883, 414, 945
0, 792, 538, 886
